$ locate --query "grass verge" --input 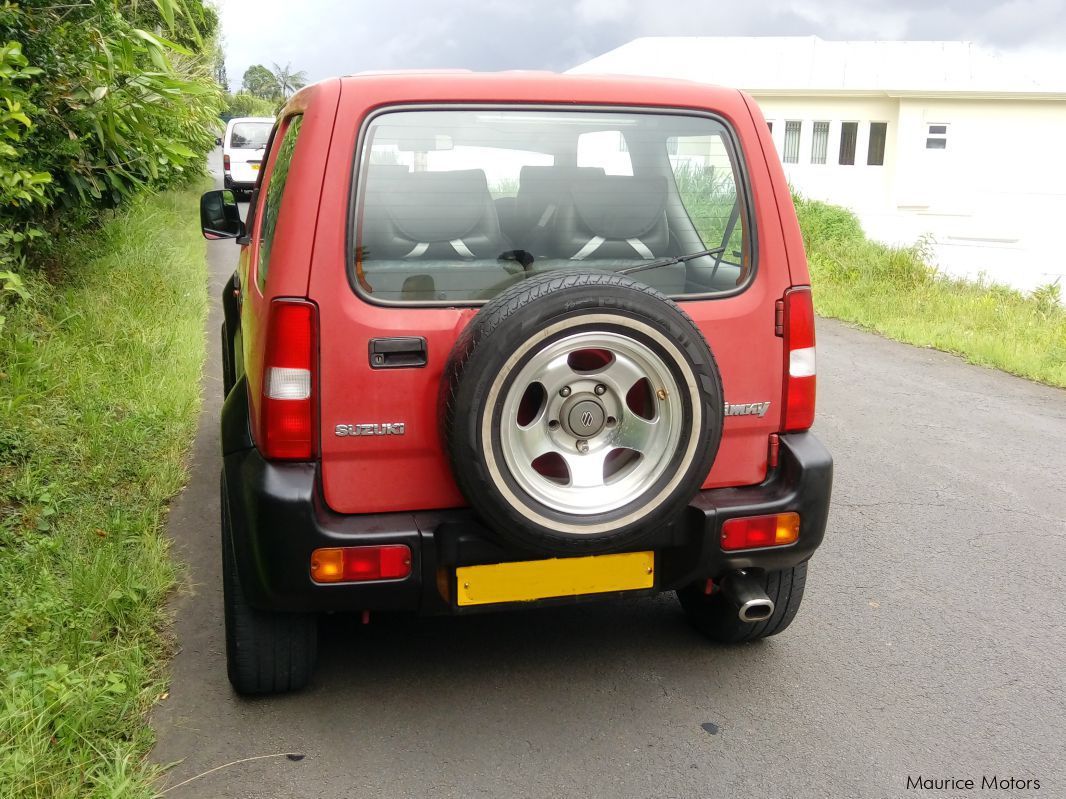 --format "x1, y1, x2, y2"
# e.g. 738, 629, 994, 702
0, 185, 208, 798
794, 196, 1066, 389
